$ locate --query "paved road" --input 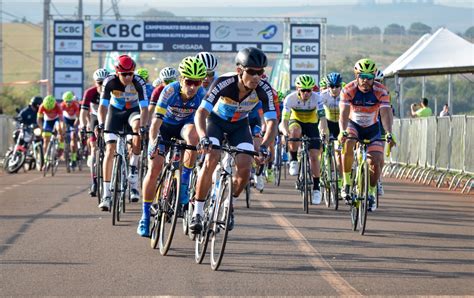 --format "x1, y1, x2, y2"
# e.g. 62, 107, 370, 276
0, 168, 473, 296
